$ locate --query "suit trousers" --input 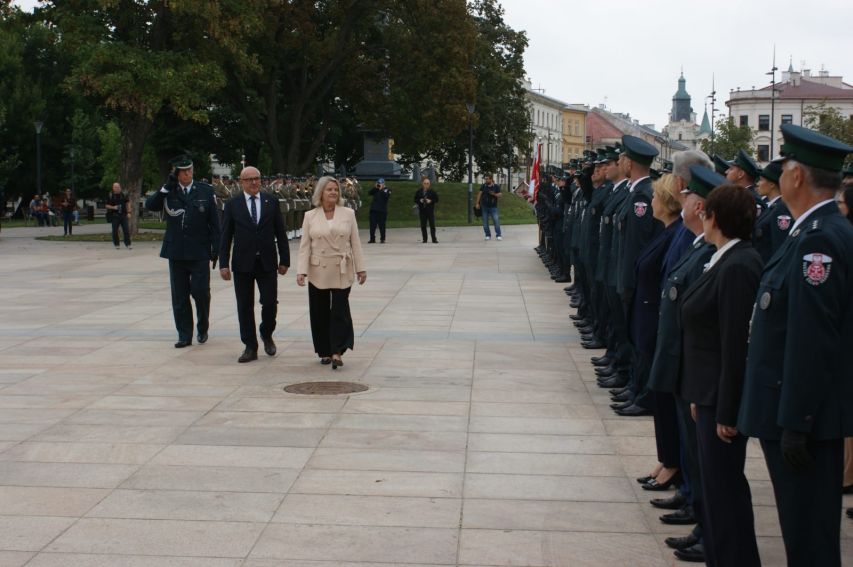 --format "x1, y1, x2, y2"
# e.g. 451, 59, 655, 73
168, 259, 210, 343
308, 283, 354, 357
369, 210, 387, 242
652, 392, 680, 468
233, 257, 277, 350
605, 286, 631, 376
695, 405, 760, 567
761, 437, 843, 567
111, 216, 131, 246
675, 395, 701, 523
419, 209, 436, 242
